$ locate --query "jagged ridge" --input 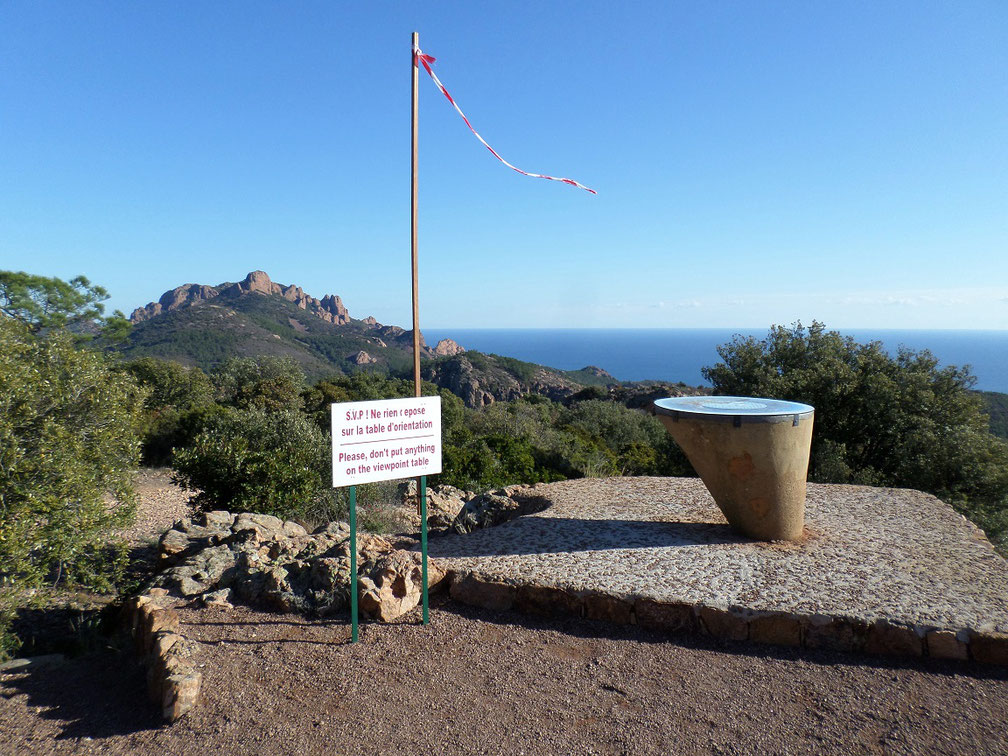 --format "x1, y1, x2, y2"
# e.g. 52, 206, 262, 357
130, 271, 355, 327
